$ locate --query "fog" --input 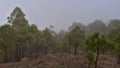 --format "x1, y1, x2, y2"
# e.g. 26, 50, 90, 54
0, 0, 120, 31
